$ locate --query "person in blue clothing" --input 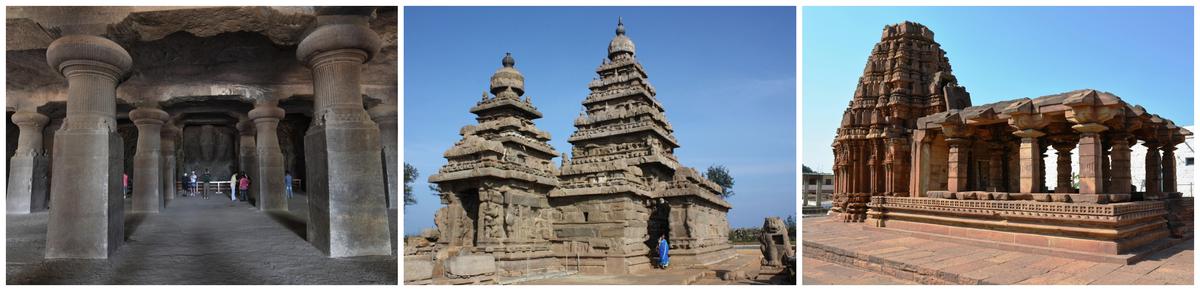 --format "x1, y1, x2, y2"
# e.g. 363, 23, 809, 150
657, 235, 670, 269
285, 171, 294, 199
